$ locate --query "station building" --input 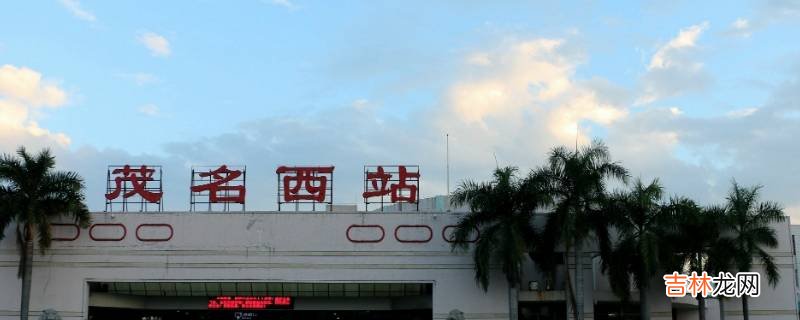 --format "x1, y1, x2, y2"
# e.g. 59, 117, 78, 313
1, 208, 797, 320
